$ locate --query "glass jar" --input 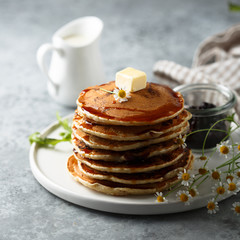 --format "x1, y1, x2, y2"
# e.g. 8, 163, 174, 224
173, 83, 236, 151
